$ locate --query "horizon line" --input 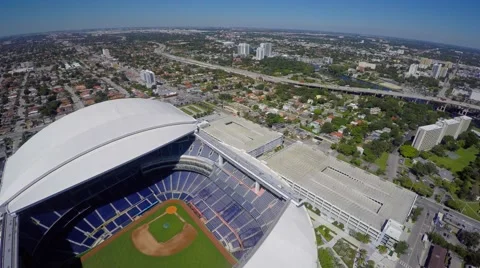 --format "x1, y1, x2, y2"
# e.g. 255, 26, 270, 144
1, 25, 479, 52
